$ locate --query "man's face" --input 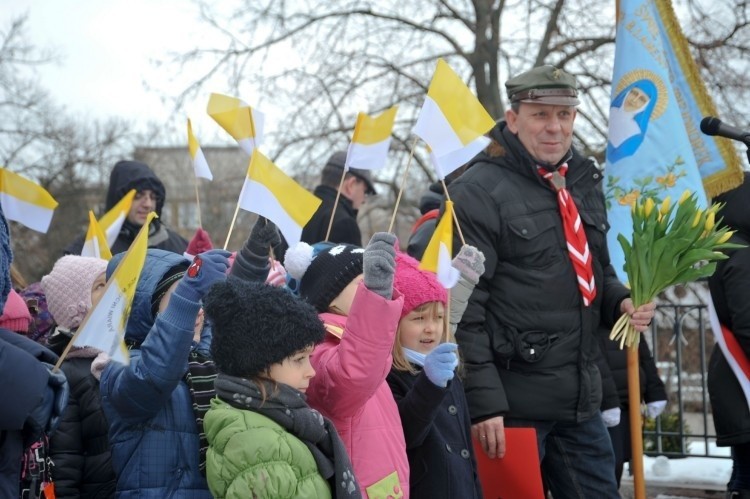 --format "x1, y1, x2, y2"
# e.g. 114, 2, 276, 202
127, 189, 158, 225
505, 103, 576, 166
342, 175, 368, 211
